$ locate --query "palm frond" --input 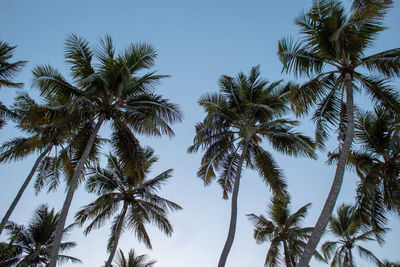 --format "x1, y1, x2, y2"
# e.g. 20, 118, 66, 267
278, 37, 324, 78
64, 33, 94, 80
